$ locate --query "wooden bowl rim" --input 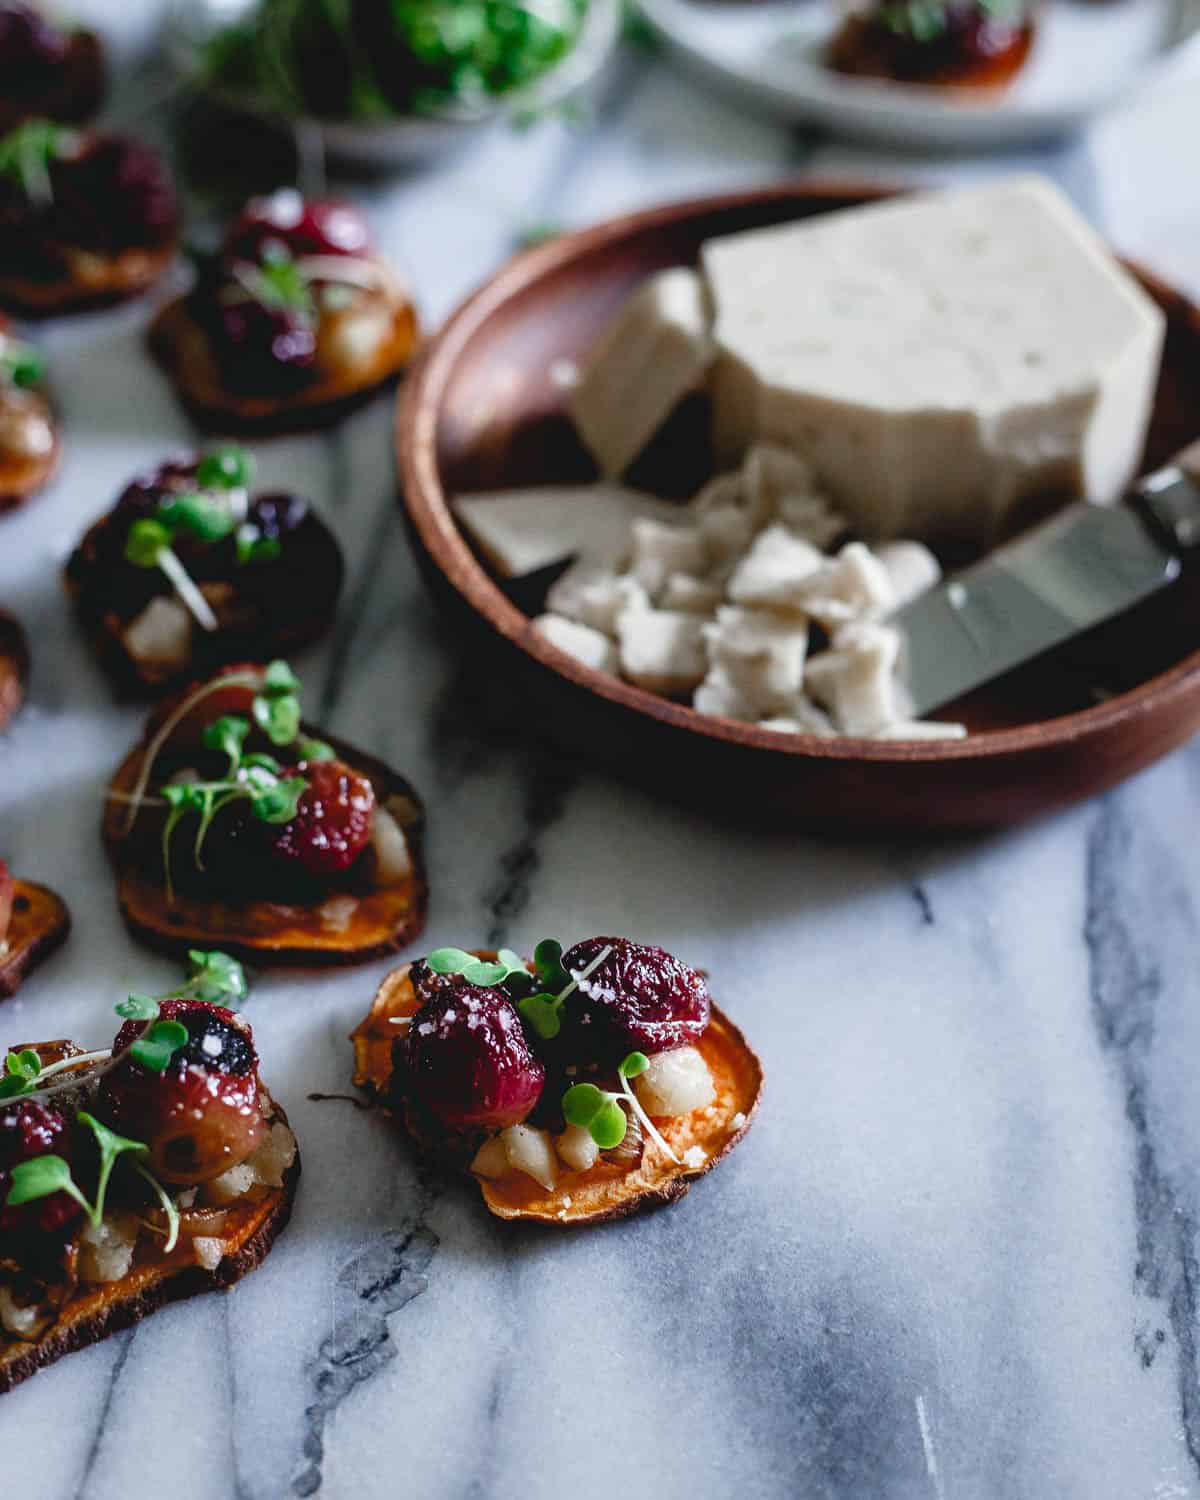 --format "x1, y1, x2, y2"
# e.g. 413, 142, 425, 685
398, 179, 1200, 766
